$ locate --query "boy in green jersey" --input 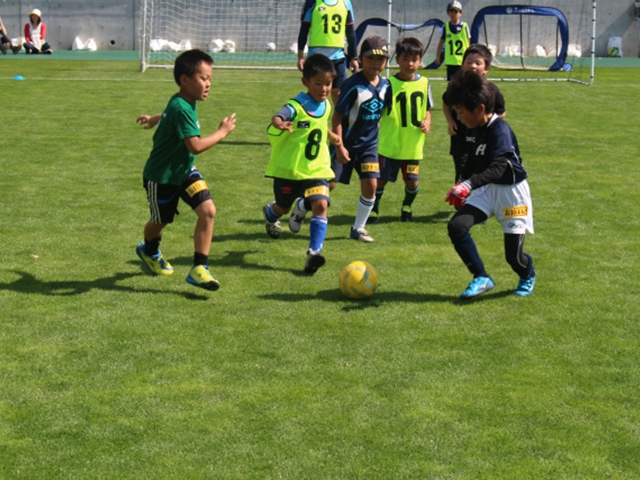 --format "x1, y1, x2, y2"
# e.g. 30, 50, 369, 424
435, 1, 471, 80
263, 53, 341, 274
135, 49, 236, 291
373, 37, 432, 223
